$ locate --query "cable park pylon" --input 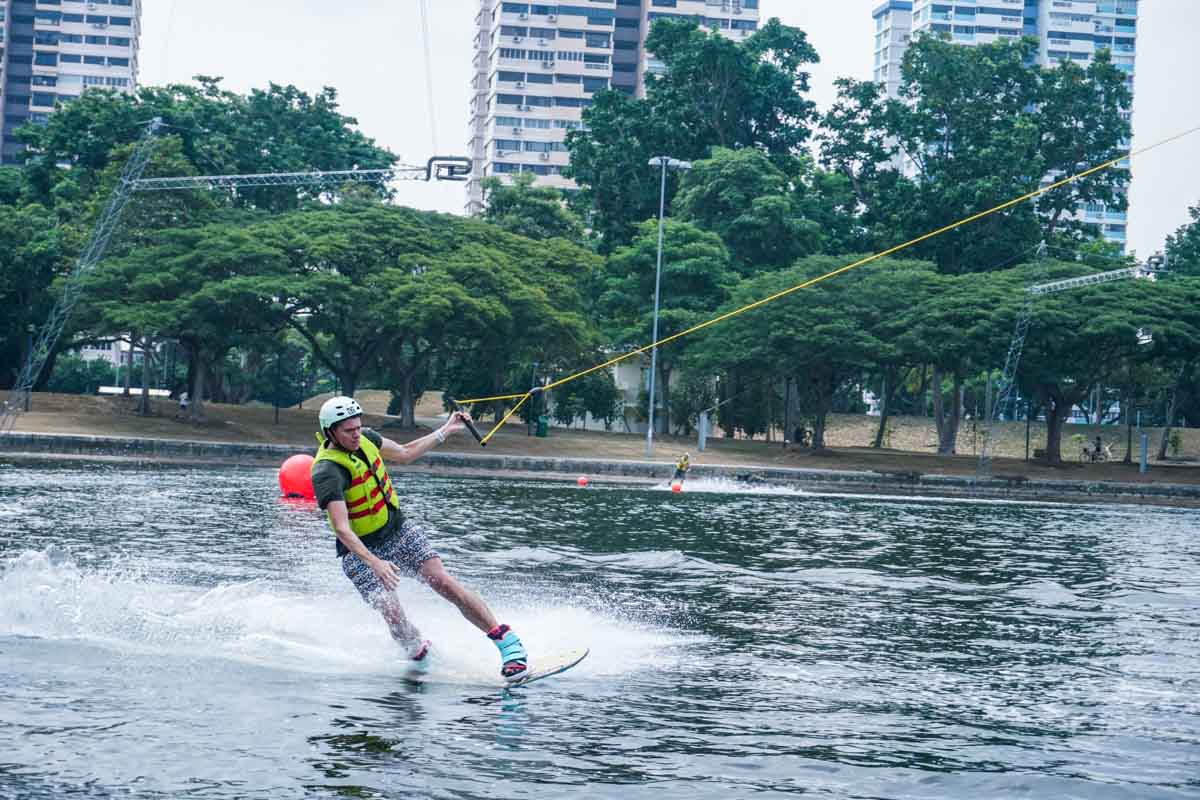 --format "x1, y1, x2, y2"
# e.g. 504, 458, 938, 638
0, 117, 471, 434
130, 157, 471, 192
976, 247, 1168, 477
